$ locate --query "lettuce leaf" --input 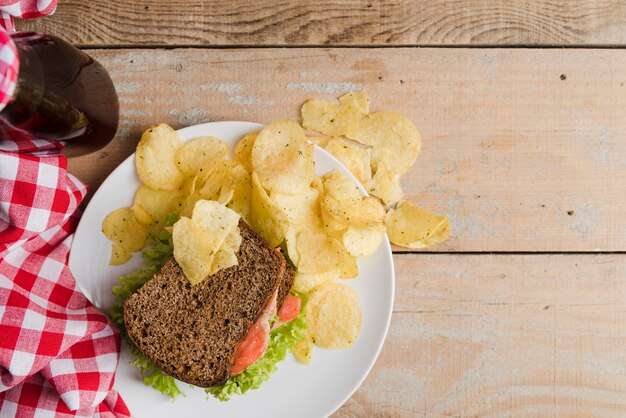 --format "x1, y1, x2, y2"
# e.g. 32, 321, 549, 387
109, 212, 306, 401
